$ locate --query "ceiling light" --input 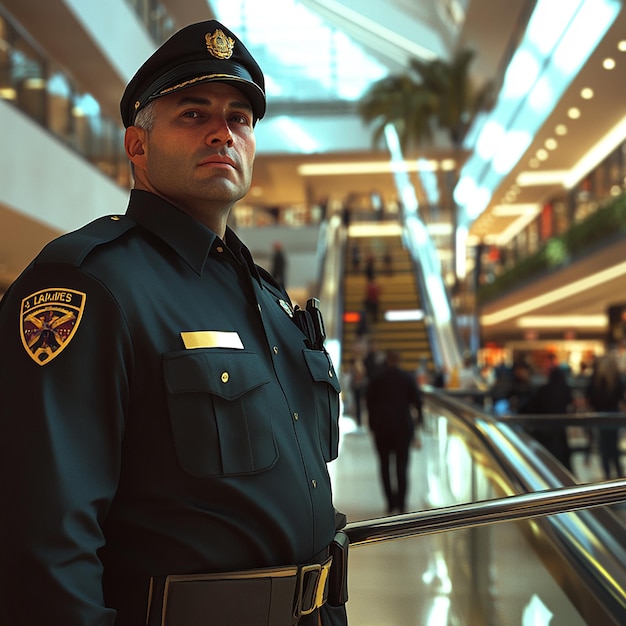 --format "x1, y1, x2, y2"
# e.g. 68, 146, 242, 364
517, 170, 569, 185
298, 161, 407, 175
618, 40, 626, 51
24, 78, 45, 89
603, 57, 616, 69
440, 159, 457, 171
580, 87, 594, 99
384, 309, 425, 322
568, 107, 581, 119
348, 223, 403, 237
555, 124, 568, 135
0, 87, 16, 100
564, 113, 626, 187
536, 149, 549, 160
482, 260, 626, 325
517, 315, 606, 328
427, 223, 453, 235
529, 158, 540, 168
492, 205, 542, 245
492, 204, 539, 216
545, 138, 558, 150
